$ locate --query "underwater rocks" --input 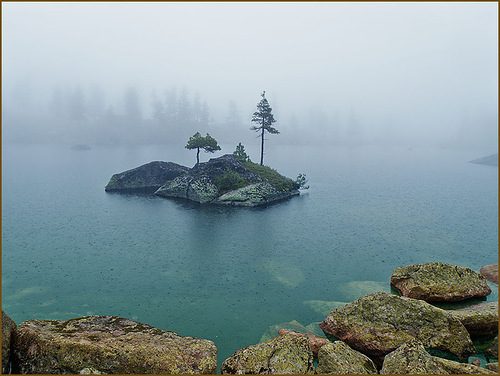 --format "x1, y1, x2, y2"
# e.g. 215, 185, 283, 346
447, 302, 498, 338
12, 315, 217, 374
485, 336, 498, 360
221, 332, 314, 374
2, 311, 16, 374
480, 264, 498, 284
319, 292, 474, 360
316, 341, 377, 374
105, 161, 189, 193
391, 263, 491, 302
